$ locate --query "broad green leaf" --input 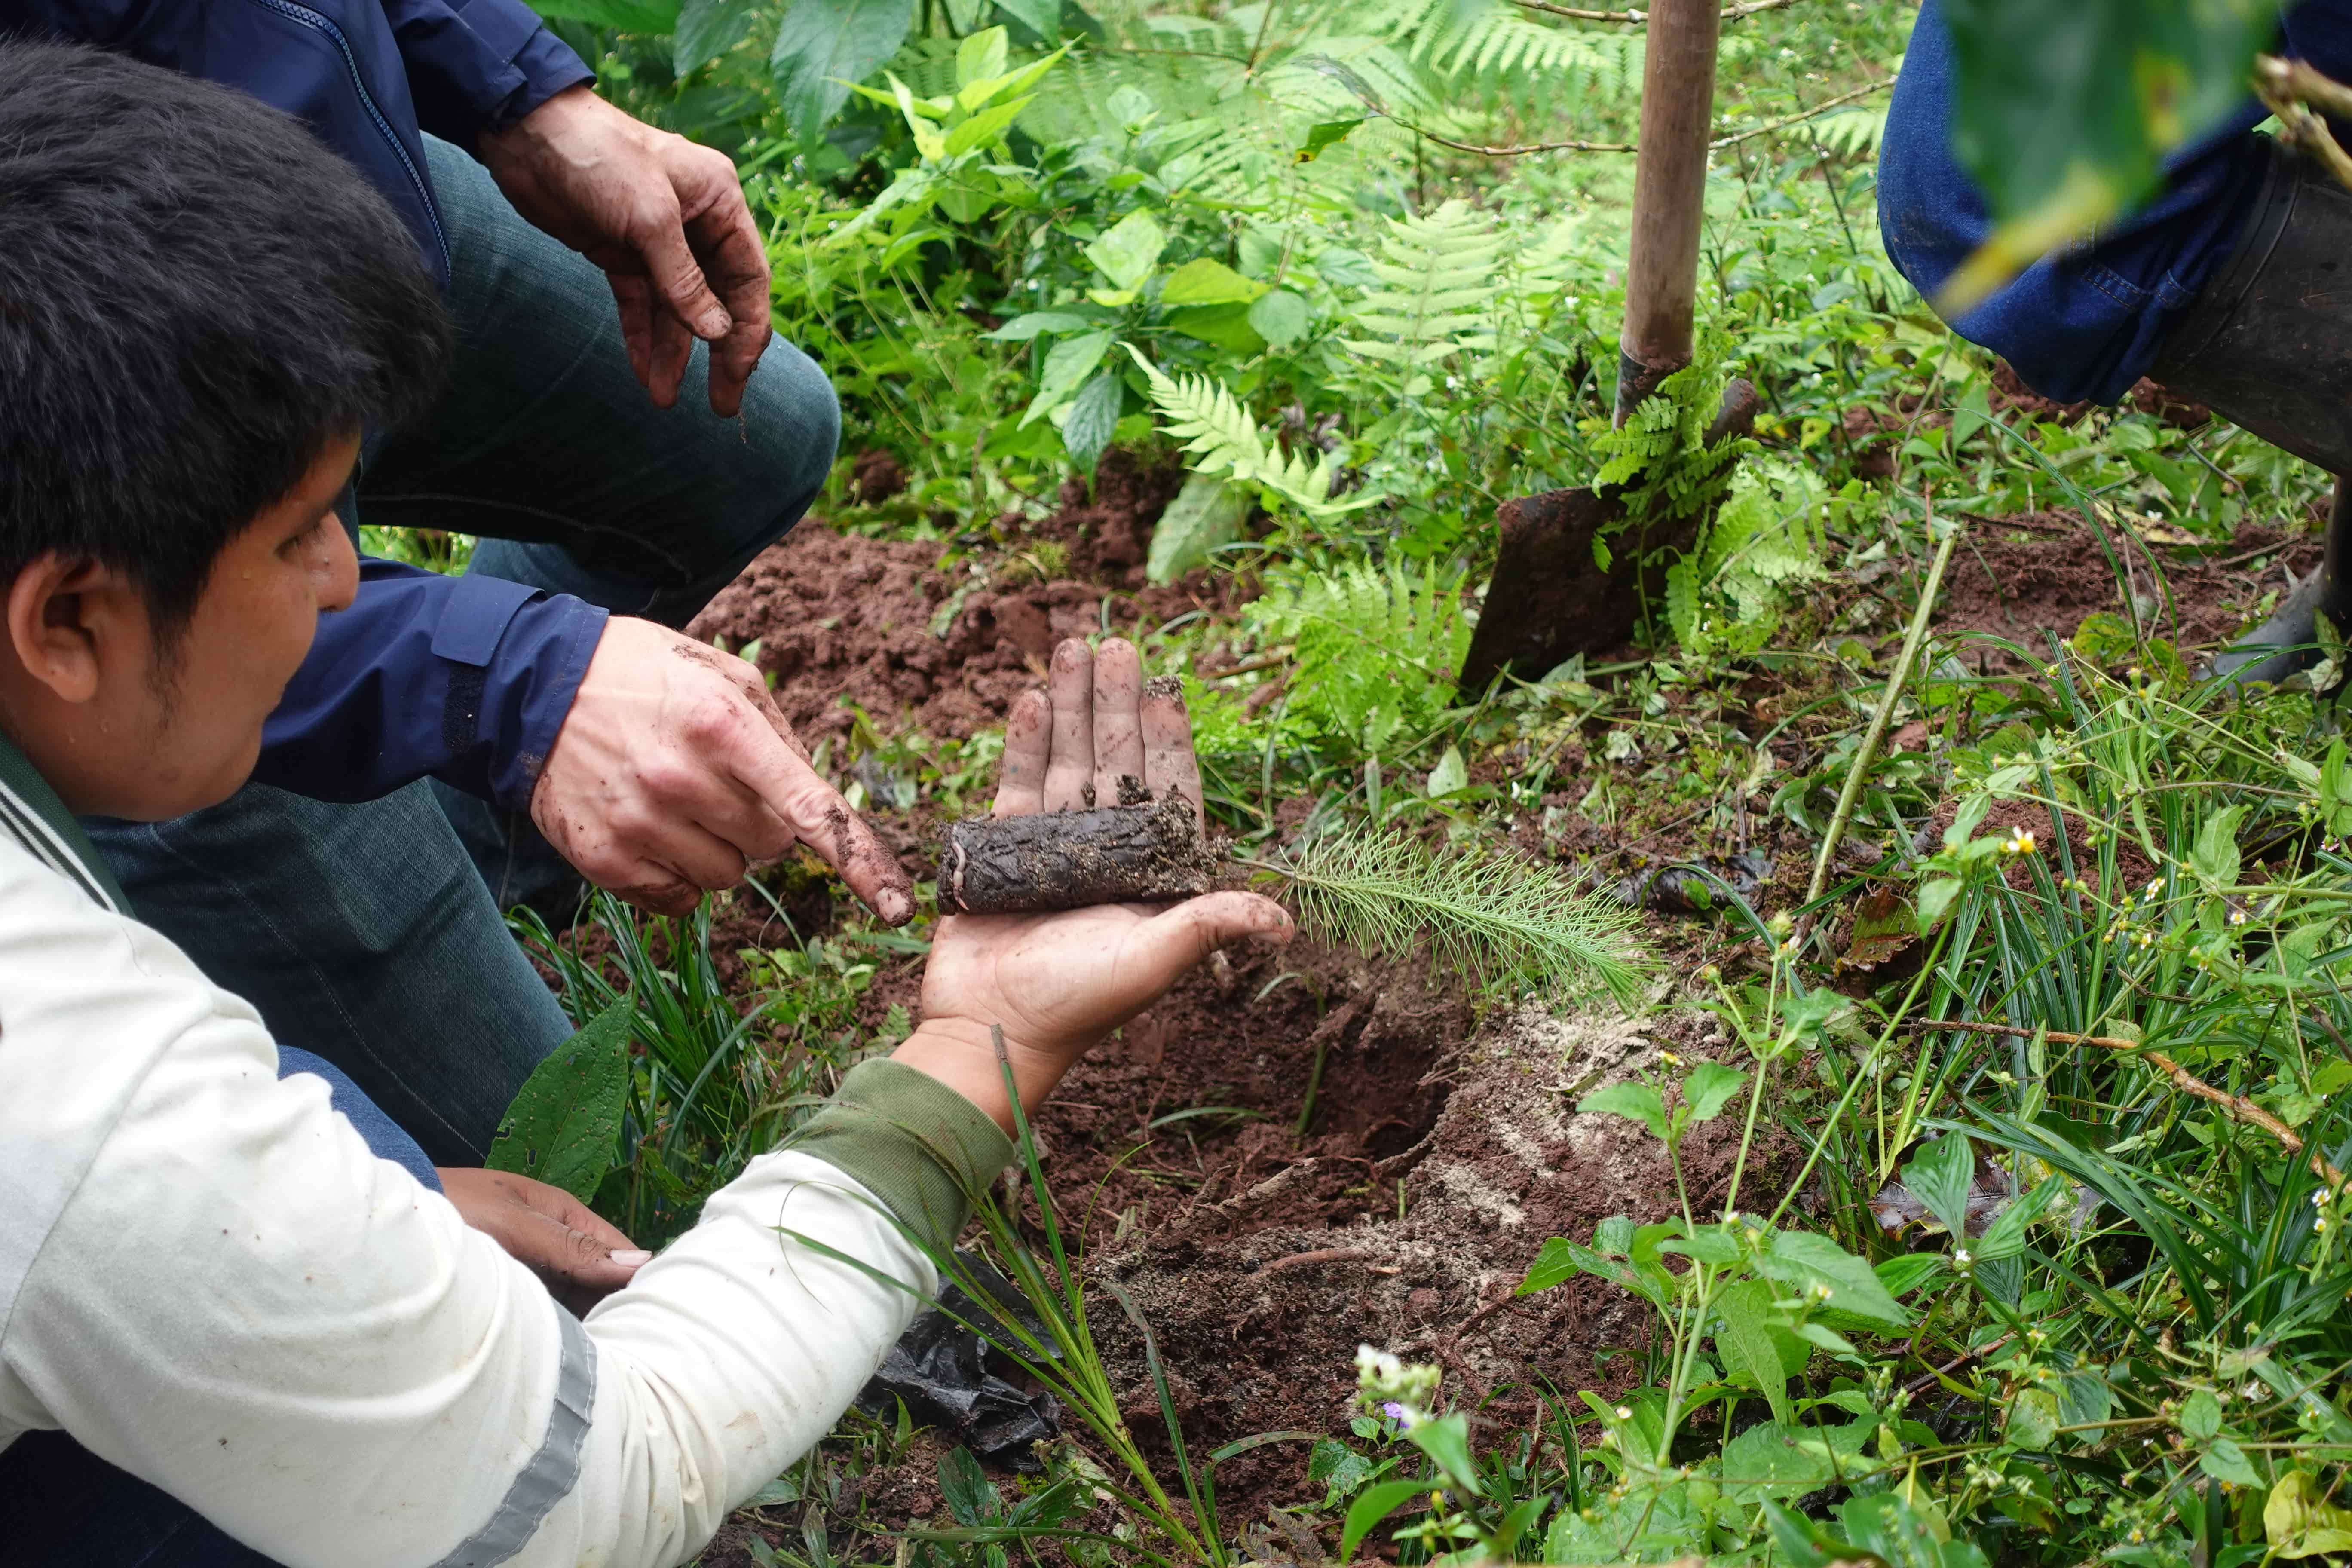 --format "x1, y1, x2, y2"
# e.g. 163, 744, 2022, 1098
1296, 117, 1364, 161
1975, 1174, 2070, 1262
1057, 369, 1122, 474
944, 98, 1029, 156
673, 0, 762, 76
1516, 1236, 1579, 1295
2180, 1388, 2223, 1443
985, 311, 1091, 341
1683, 1060, 1748, 1123
1248, 288, 1311, 346
2005, 1386, 2060, 1450
529, 0, 679, 28
1165, 302, 1264, 354
1902, 1132, 1975, 1239
772, 0, 915, 144
2269, 1470, 2352, 1558
2190, 804, 2247, 894
937, 1444, 999, 1527
1656, 1225, 1742, 1265
954, 26, 1008, 89
1145, 472, 1248, 585
1761, 1231, 1912, 1327
1340, 1478, 1431, 1560
1403, 1412, 1481, 1498
2203, 1439, 2263, 1487
1159, 257, 1268, 308
1938, 0, 2274, 311
1715, 1279, 1804, 1424
1426, 746, 1468, 798
1019, 330, 1112, 426
1084, 210, 1165, 290
1720, 1418, 1873, 1506
992, 0, 1060, 40
1875, 1252, 1948, 1299
1580, 1081, 1669, 1142
1916, 875, 1965, 932
485, 998, 632, 1203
